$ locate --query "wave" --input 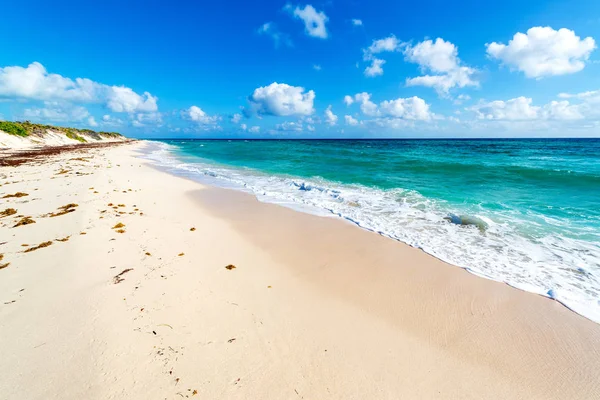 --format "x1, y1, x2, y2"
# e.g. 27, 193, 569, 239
142, 141, 600, 324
